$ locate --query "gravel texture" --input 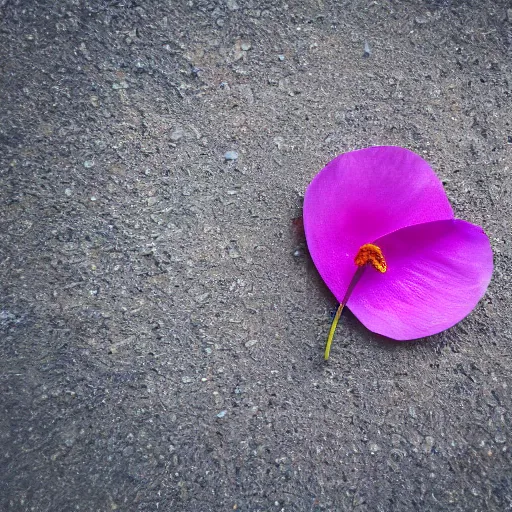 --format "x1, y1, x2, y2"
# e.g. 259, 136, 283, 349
1, 1, 512, 510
